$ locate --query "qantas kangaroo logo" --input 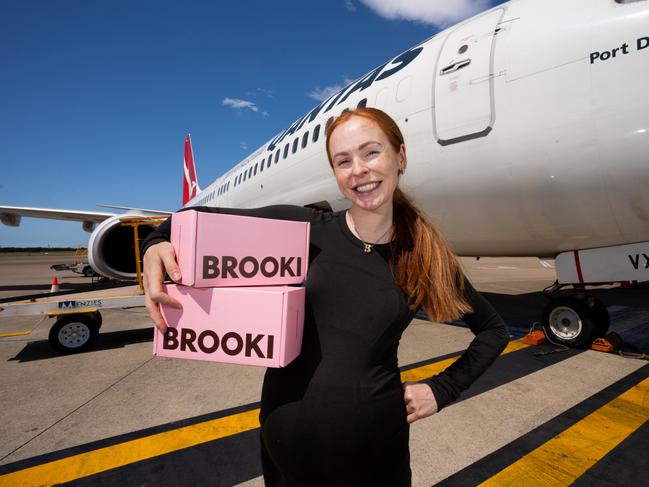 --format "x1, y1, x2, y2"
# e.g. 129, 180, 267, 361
182, 135, 200, 204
